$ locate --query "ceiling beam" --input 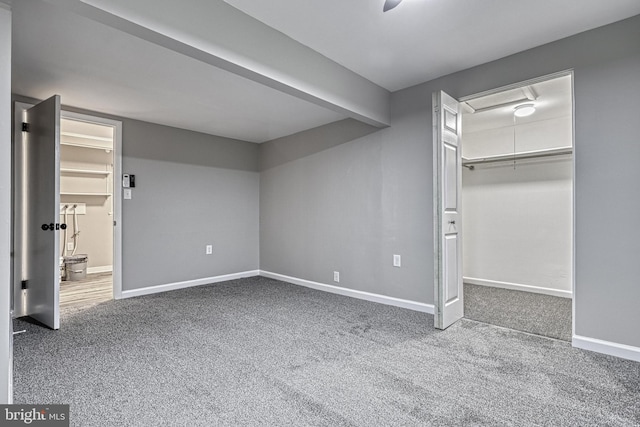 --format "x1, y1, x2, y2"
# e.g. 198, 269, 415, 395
42, 0, 390, 127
